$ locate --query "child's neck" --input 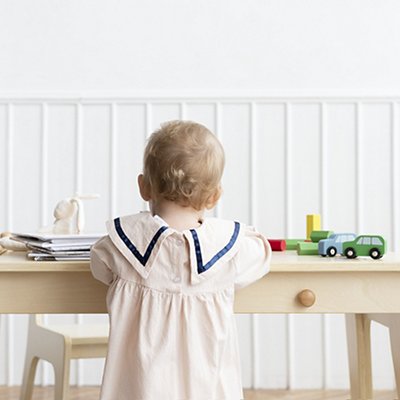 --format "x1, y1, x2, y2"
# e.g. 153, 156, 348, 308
150, 200, 203, 232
